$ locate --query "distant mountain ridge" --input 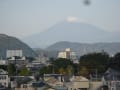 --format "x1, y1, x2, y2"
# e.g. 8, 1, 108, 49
46, 41, 120, 57
23, 21, 120, 48
0, 34, 37, 59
